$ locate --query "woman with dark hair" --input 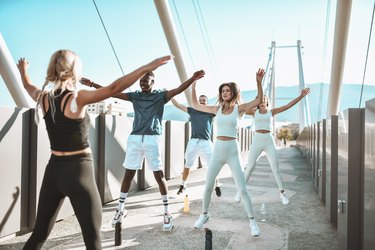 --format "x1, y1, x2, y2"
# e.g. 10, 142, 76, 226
191, 69, 265, 237
17, 50, 171, 249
